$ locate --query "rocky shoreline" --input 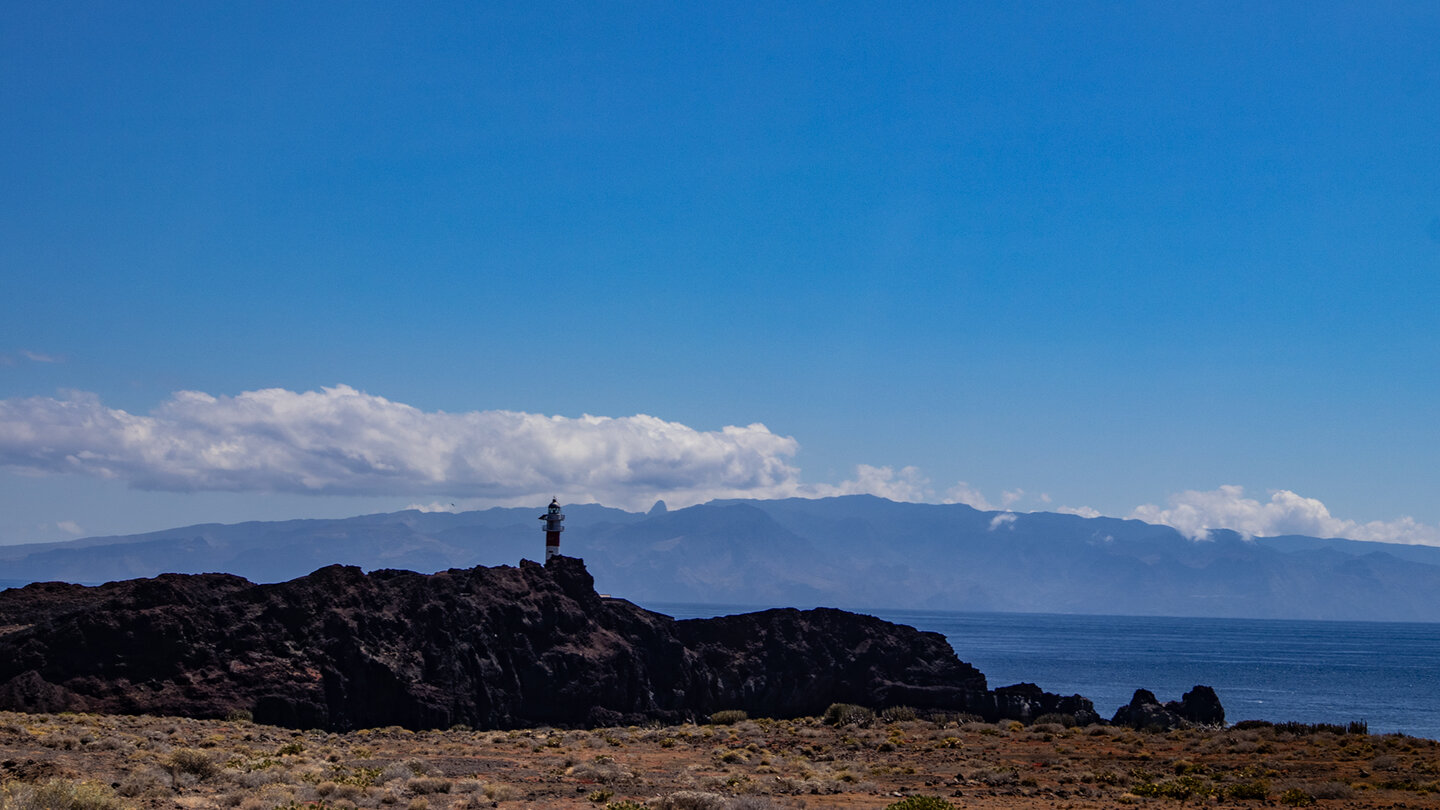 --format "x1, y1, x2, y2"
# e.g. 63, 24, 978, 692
1, 557, 1120, 731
